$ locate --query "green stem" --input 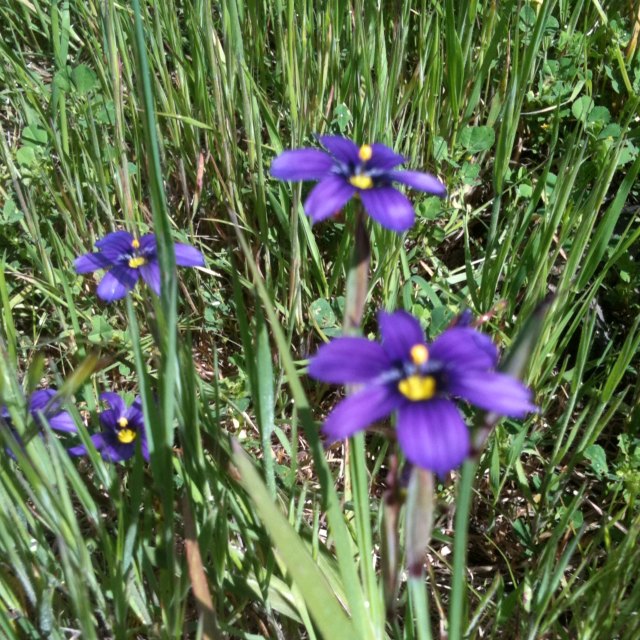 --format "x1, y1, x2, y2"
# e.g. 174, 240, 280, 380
409, 575, 433, 640
448, 459, 478, 640
343, 207, 380, 636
